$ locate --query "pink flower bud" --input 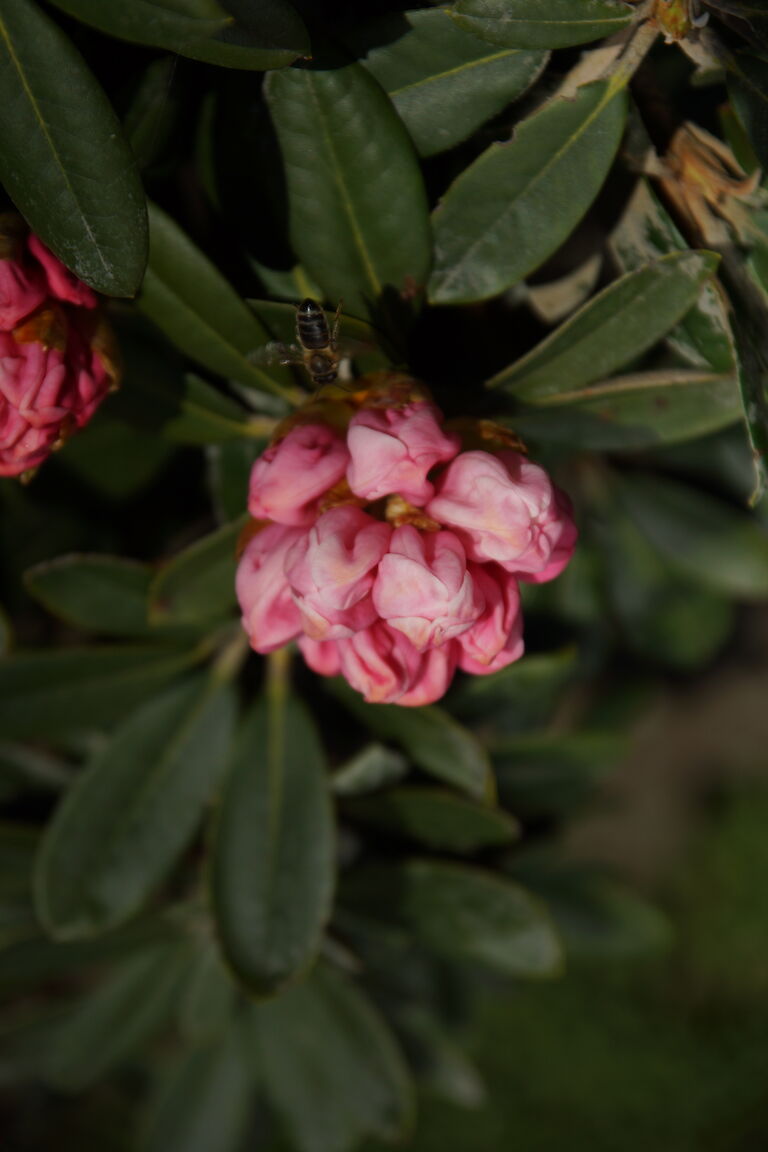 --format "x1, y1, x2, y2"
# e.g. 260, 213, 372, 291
397, 643, 458, 707
27, 235, 98, 309
373, 525, 483, 651
0, 258, 45, 330
236, 522, 305, 653
337, 621, 424, 704
248, 423, 350, 527
456, 565, 524, 674
285, 506, 392, 640
427, 449, 576, 578
347, 401, 460, 504
298, 635, 343, 678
